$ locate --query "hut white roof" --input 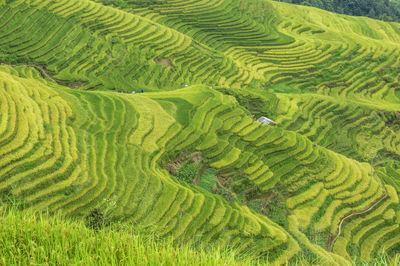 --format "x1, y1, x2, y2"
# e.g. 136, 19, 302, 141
256, 116, 277, 125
